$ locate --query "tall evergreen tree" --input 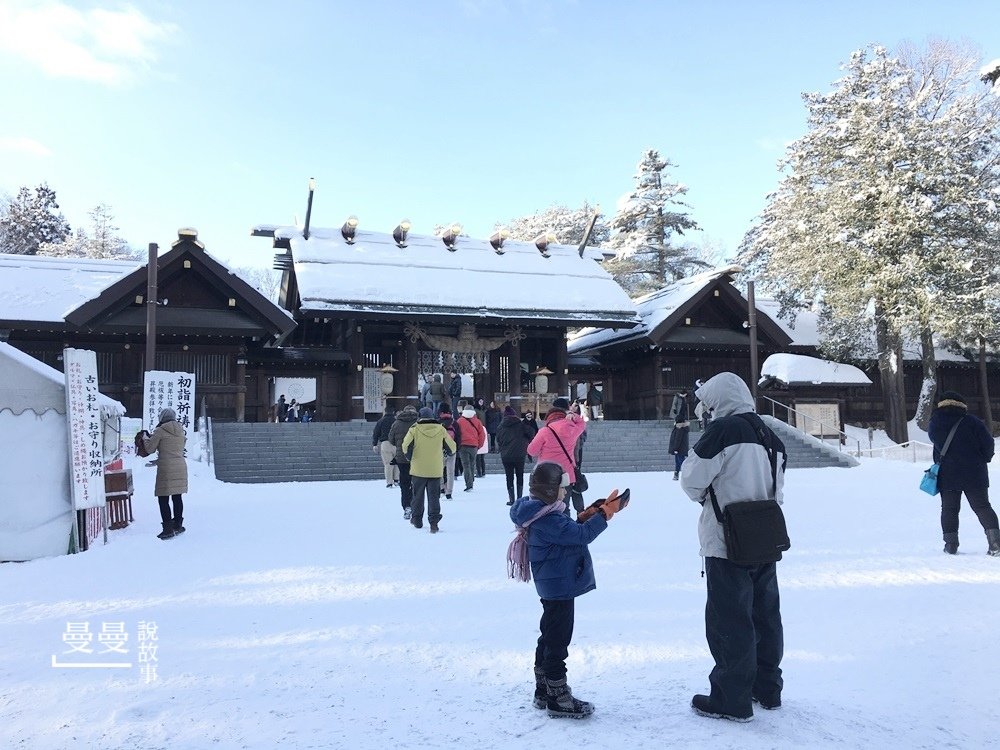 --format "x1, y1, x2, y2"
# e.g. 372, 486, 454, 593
608, 149, 703, 296
0, 183, 71, 255
739, 45, 1000, 443
38, 202, 138, 260
500, 201, 609, 248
